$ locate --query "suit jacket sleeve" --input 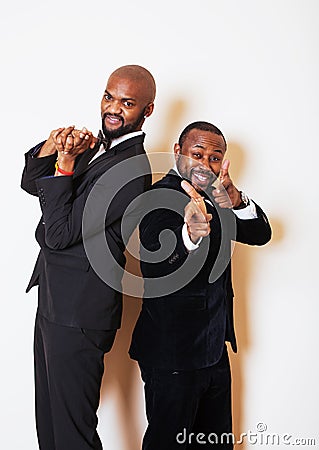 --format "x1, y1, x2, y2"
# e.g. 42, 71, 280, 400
140, 207, 190, 278
36, 171, 149, 250
235, 202, 272, 245
21, 142, 57, 195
